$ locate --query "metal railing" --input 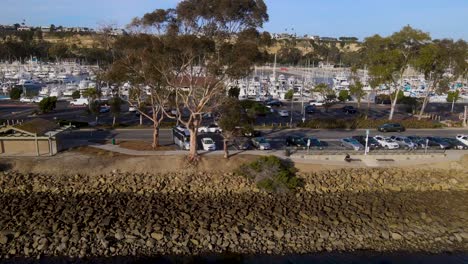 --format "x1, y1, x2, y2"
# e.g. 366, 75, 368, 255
288, 147, 447, 156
